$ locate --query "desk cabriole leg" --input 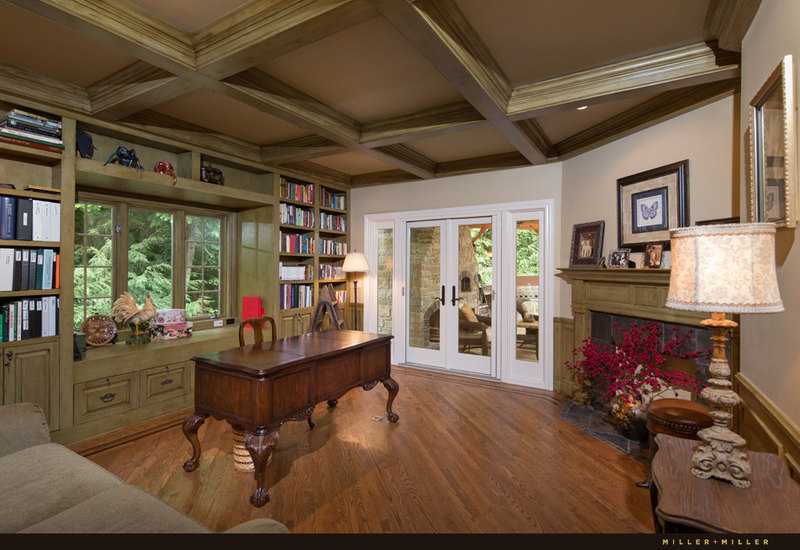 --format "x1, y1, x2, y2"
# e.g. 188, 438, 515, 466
244, 428, 280, 507
181, 412, 207, 472
383, 376, 399, 423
